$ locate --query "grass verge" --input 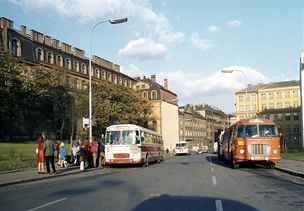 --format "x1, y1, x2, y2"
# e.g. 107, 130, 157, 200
0, 142, 71, 171
281, 149, 304, 161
